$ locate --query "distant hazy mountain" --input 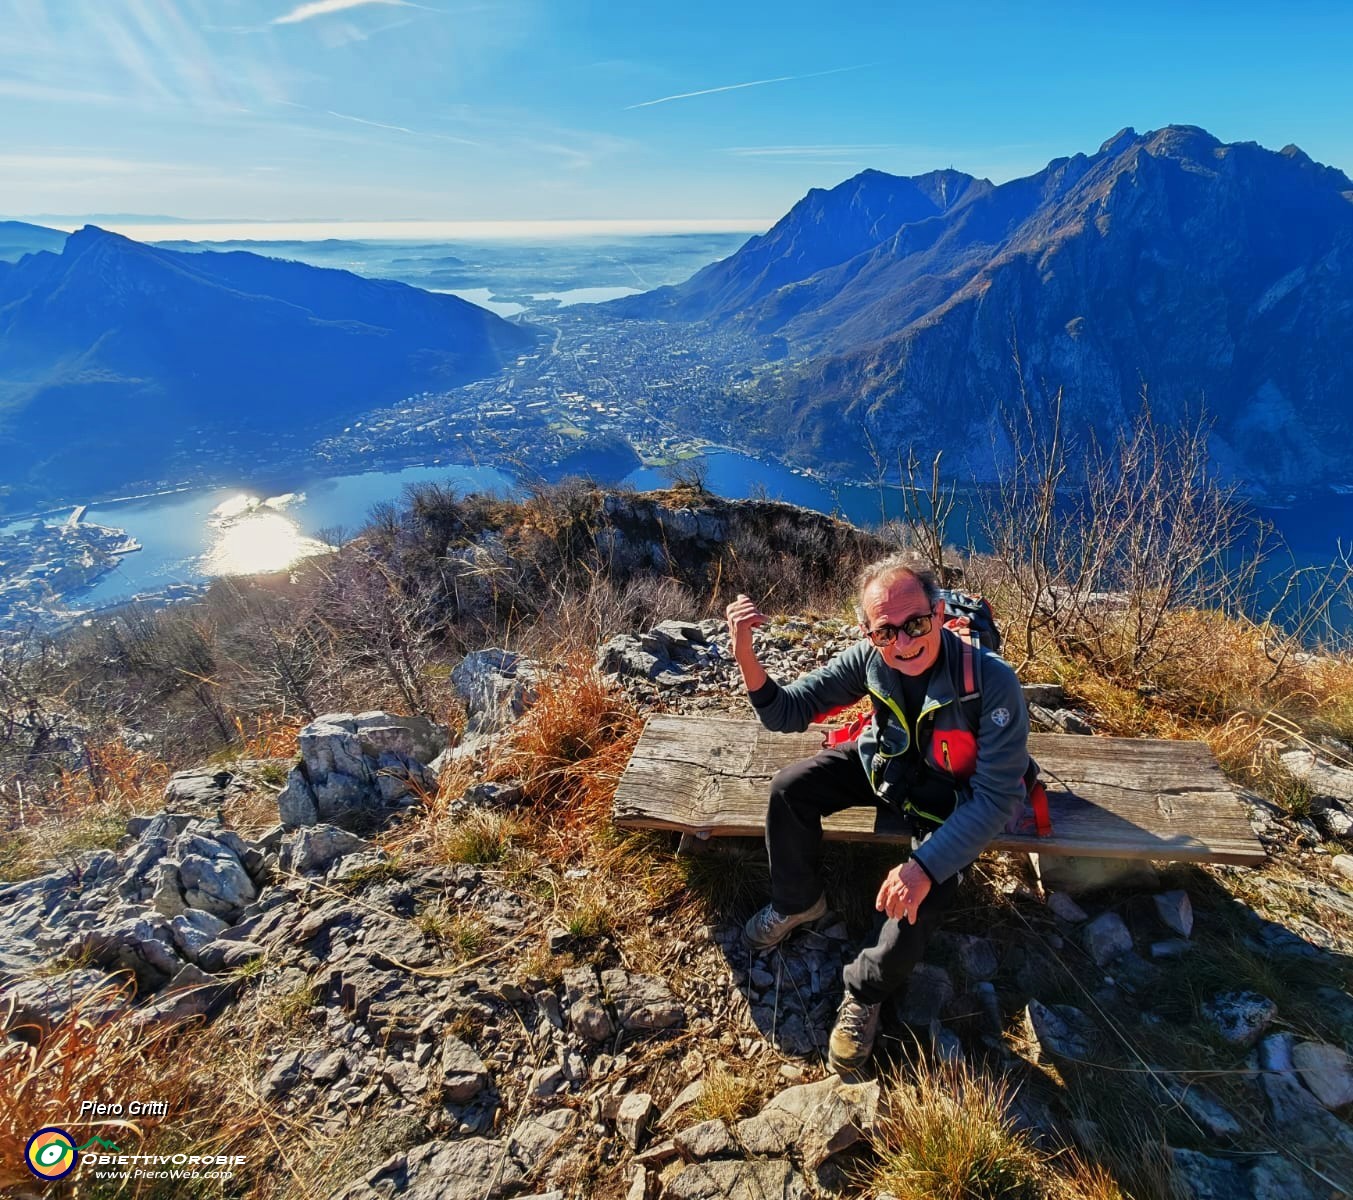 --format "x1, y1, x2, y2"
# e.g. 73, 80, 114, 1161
0, 221, 66, 262
617, 127, 1353, 490
0, 226, 539, 505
